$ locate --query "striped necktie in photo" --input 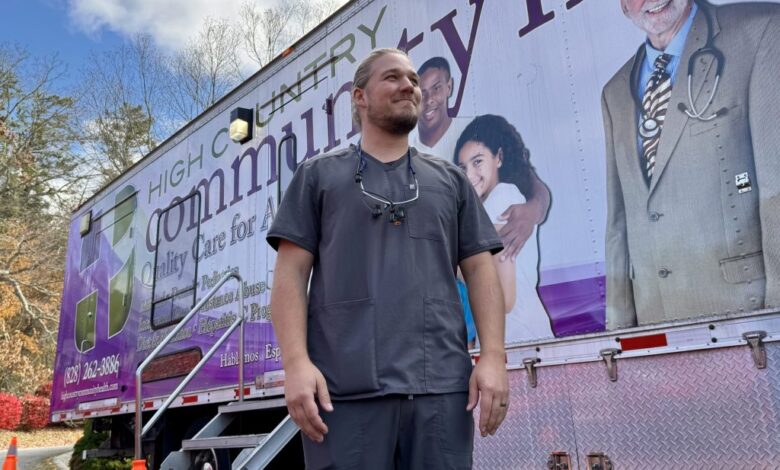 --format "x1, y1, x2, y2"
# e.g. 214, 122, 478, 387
640, 53, 673, 186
